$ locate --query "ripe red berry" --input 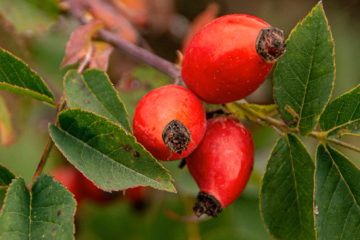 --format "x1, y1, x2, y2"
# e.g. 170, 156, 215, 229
51, 165, 111, 205
186, 116, 254, 217
51, 166, 84, 204
181, 14, 285, 104
133, 85, 206, 161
